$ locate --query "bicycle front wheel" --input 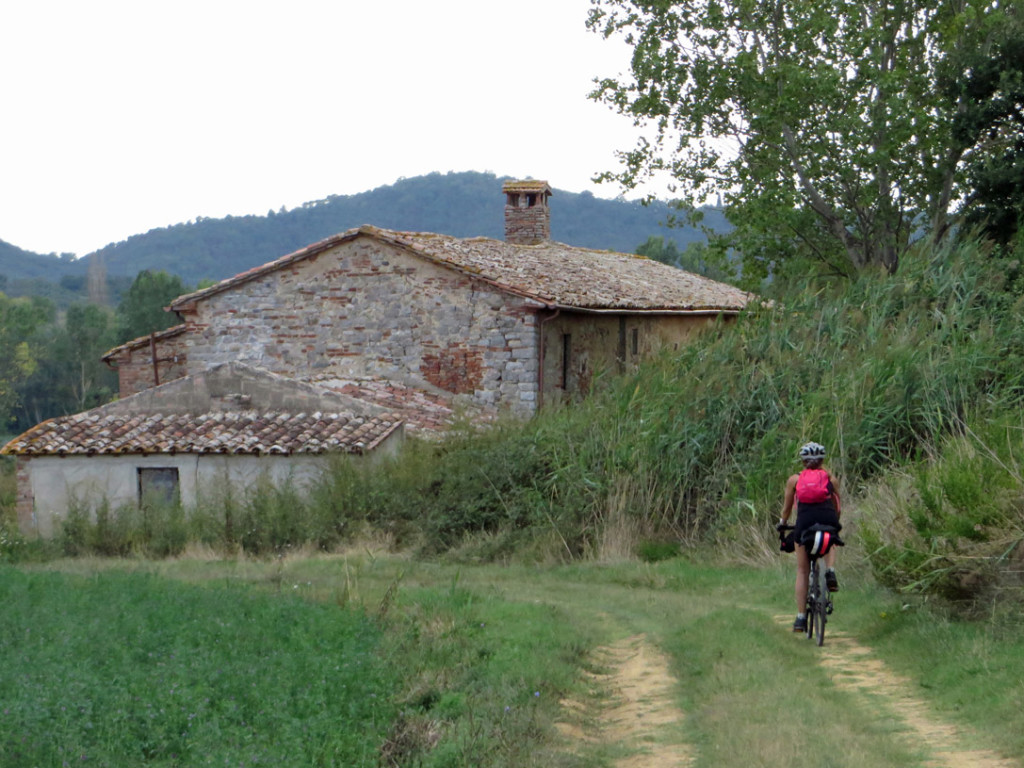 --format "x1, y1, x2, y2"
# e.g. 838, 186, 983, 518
813, 573, 827, 646
806, 566, 817, 641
